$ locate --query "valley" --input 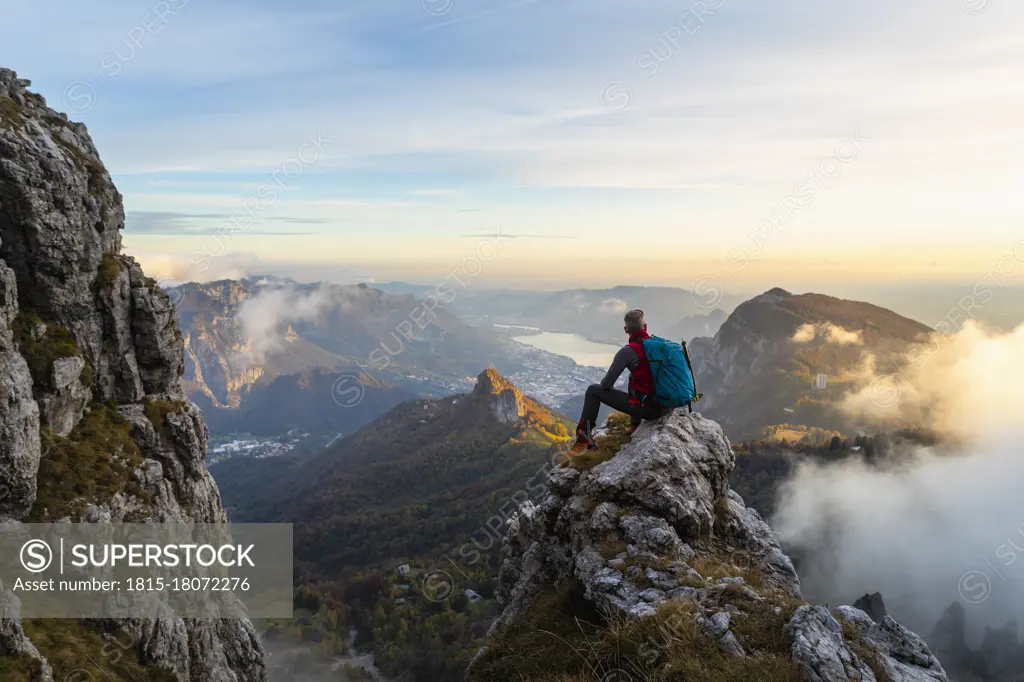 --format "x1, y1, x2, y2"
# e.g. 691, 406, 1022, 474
196, 281, 1022, 682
